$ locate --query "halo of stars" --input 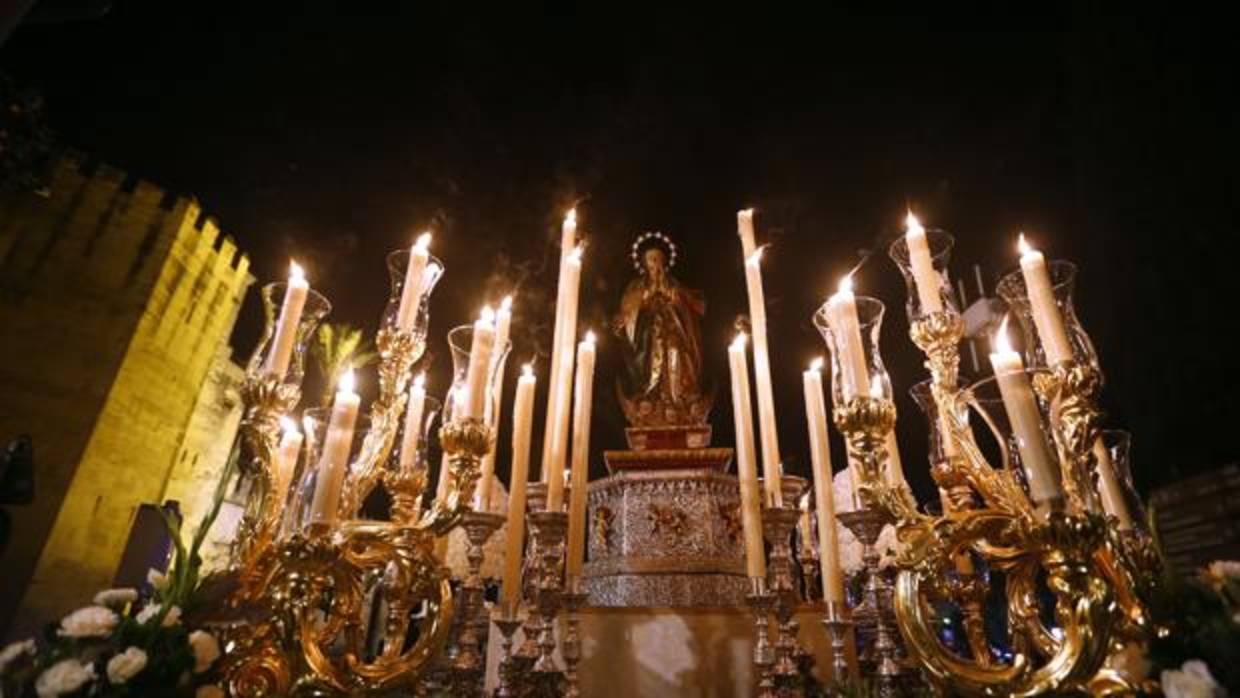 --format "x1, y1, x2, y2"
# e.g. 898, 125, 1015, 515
630, 231, 678, 274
